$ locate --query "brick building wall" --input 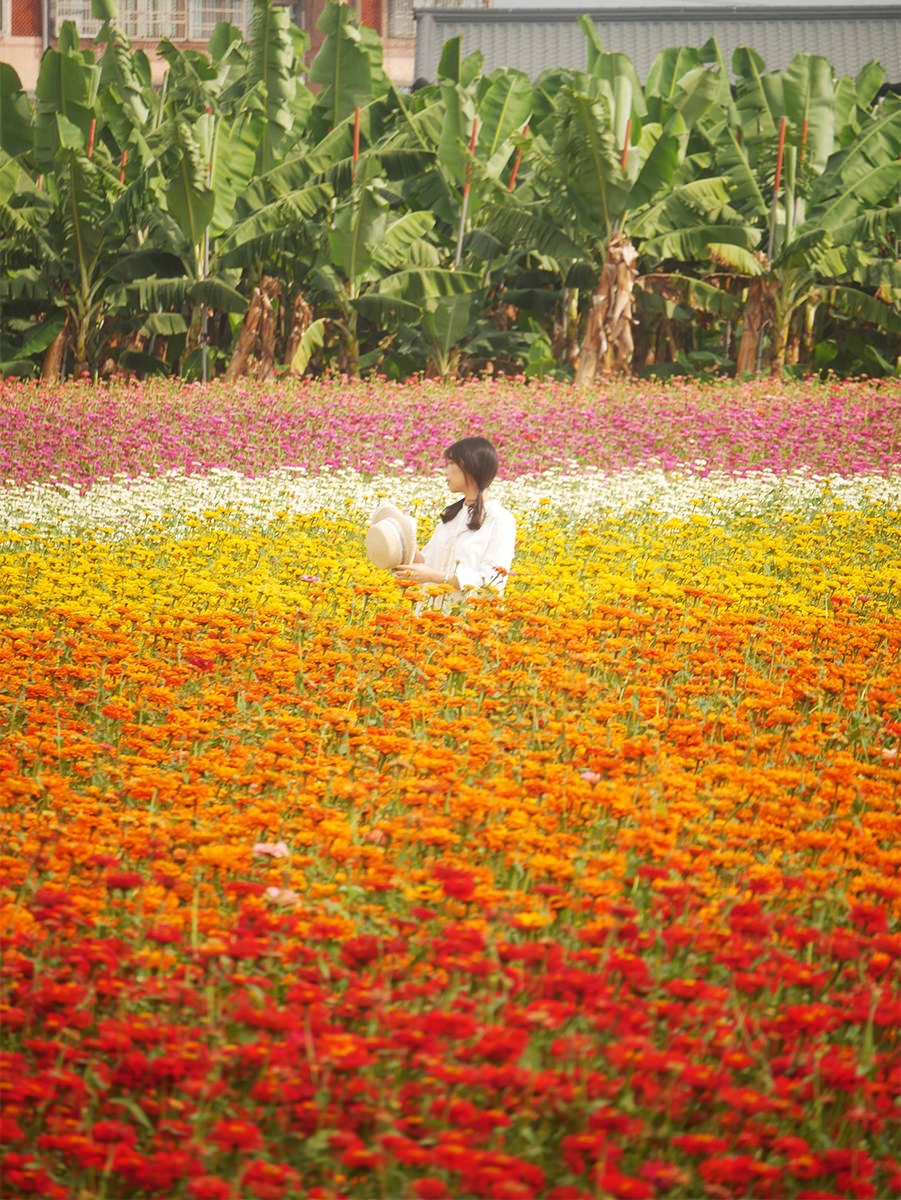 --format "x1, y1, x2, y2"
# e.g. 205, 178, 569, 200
12, 0, 42, 36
